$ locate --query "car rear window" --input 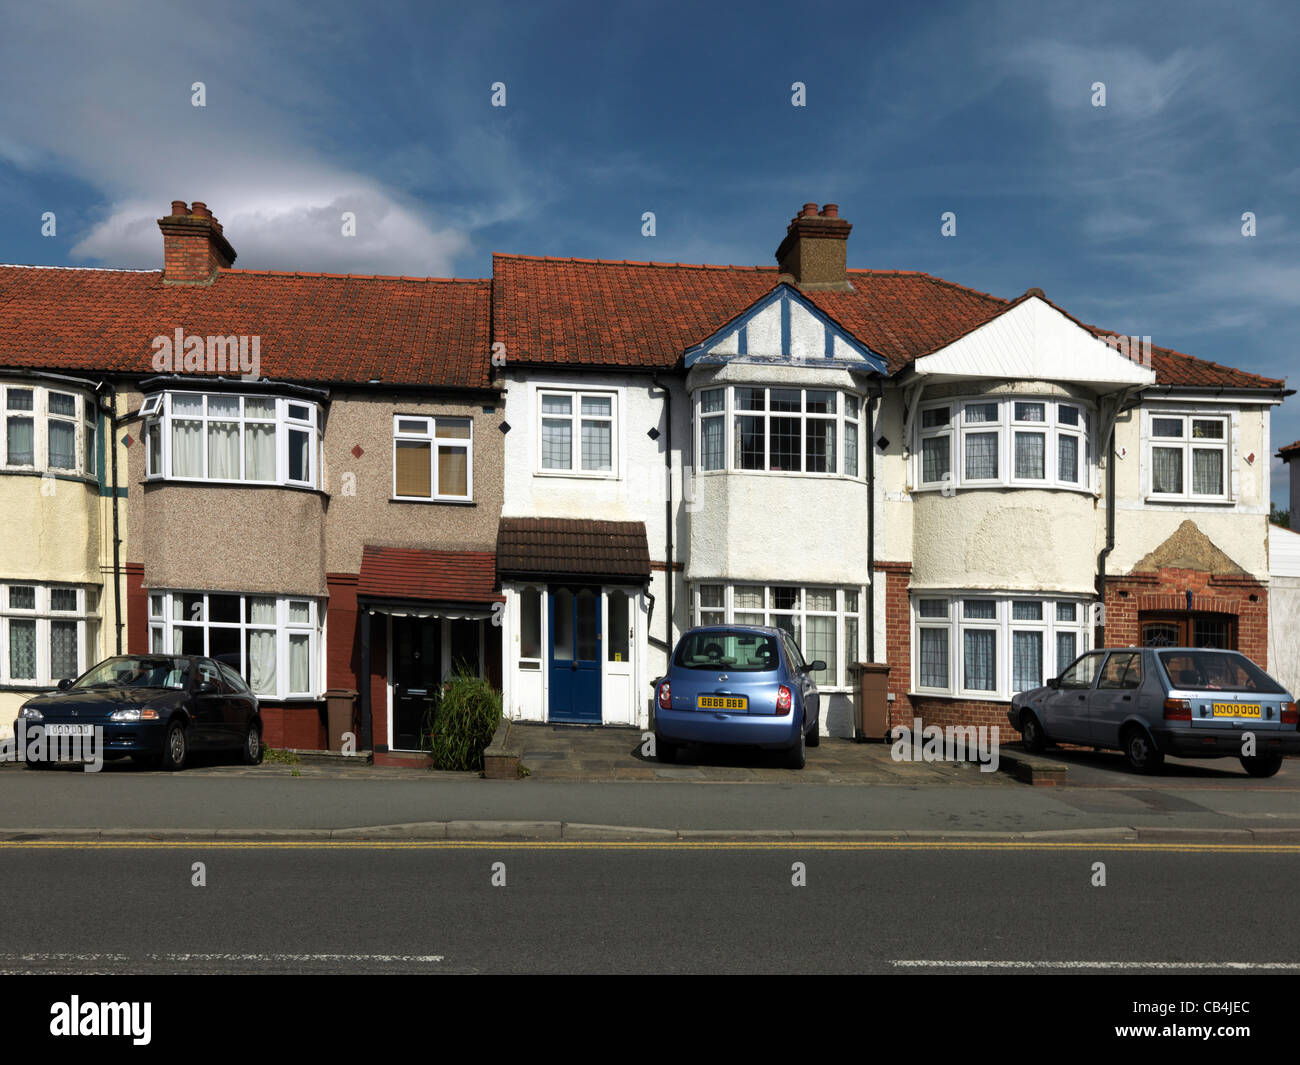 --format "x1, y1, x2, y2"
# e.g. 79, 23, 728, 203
1158, 651, 1284, 694
674, 631, 780, 672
